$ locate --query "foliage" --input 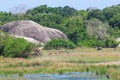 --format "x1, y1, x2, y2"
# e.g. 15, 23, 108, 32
27, 13, 63, 29
26, 5, 77, 17
110, 27, 120, 38
77, 39, 105, 47
0, 30, 7, 53
1, 36, 34, 58
77, 10, 88, 20
109, 14, 120, 28
85, 18, 110, 40
0, 4, 120, 48
0, 12, 15, 25
105, 39, 118, 48
87, 8, 105, 21
61, 16, 87, 44
61, 6, 77, 17
25, 5, 77, 30
77, 38, 118, 48
103, 4, 120, 20
44, 38, 76, 50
